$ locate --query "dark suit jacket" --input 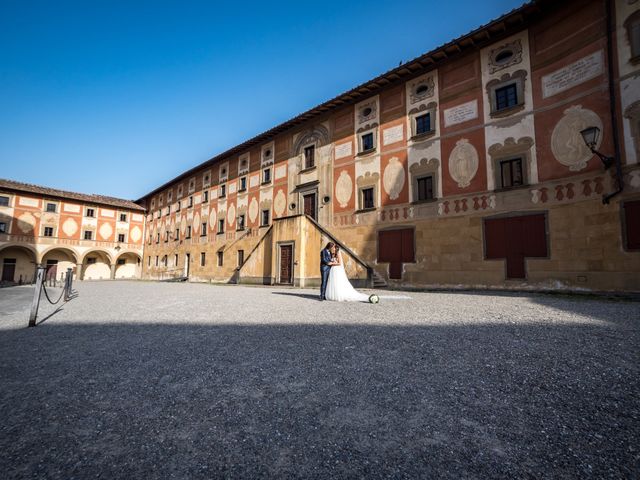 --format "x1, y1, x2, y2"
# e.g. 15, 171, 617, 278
320, 248, 333, 271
